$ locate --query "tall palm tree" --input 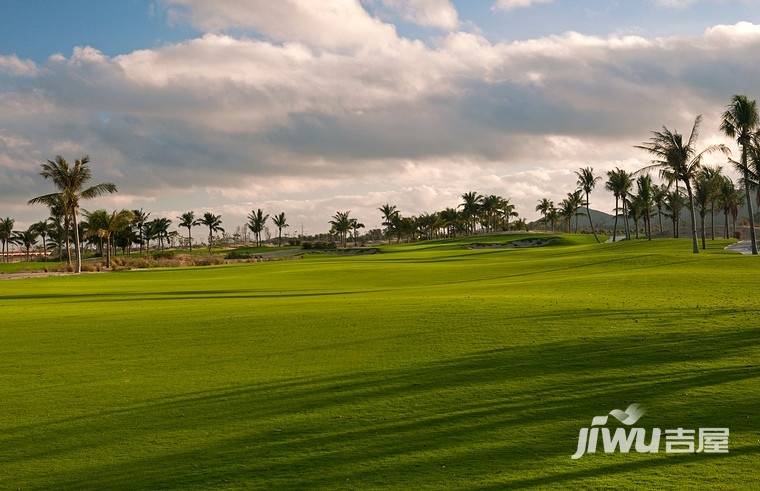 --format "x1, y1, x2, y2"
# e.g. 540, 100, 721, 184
246, 209, 269, 247
178, 212, 196, 251
0, 217, 15, 263
575, 167, 601, 243
500, 199, 518, 231
535, 198, 552, 231
379, 204, 399, 244
547, 206, 559, 232
29, 156, 117, 272
272, 212, 288, 247
721, 95, 759, 254
197, 212, 223, 254
636, 115, 729, 254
